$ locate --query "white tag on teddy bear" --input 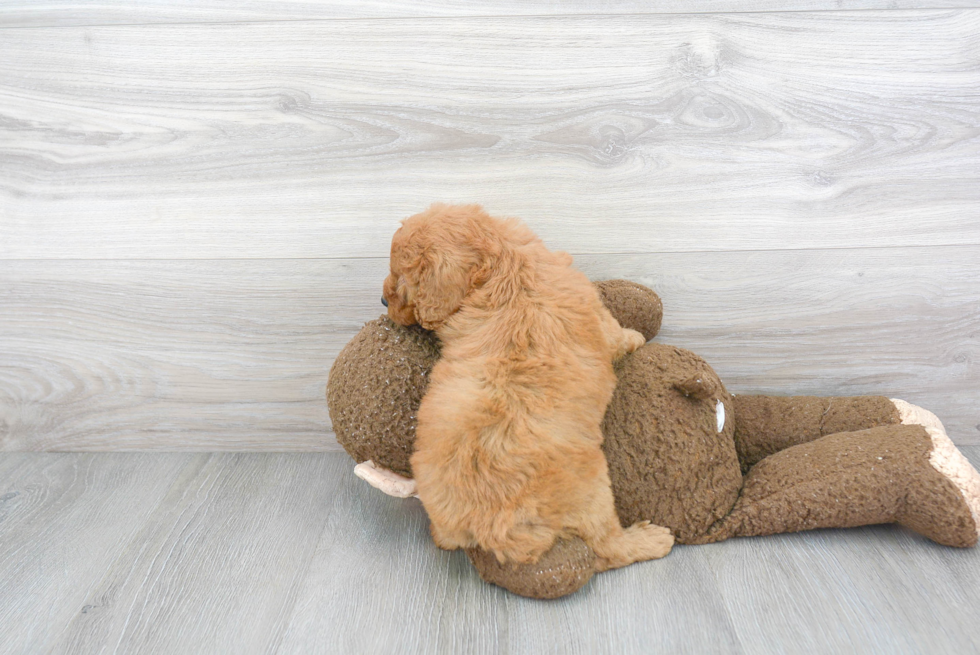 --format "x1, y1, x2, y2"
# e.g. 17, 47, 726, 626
716, 401, 725, 433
